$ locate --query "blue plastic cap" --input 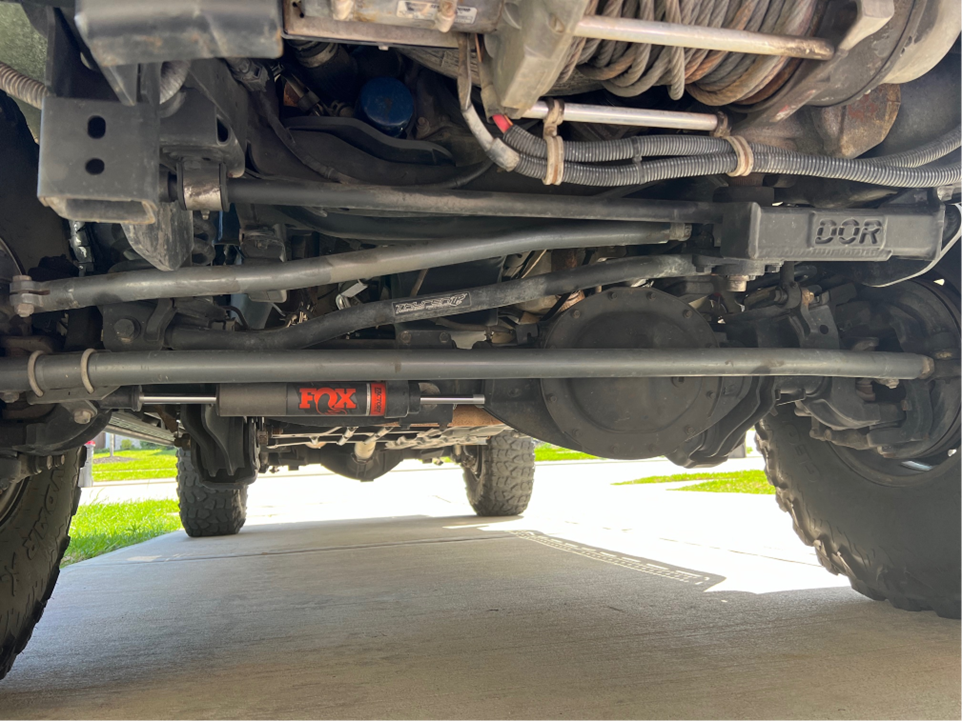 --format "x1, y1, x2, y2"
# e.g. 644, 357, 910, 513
357, 77, 415, 138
